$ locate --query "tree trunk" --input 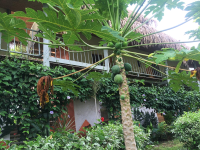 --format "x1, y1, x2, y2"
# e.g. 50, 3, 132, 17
115, 55, 137, 150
